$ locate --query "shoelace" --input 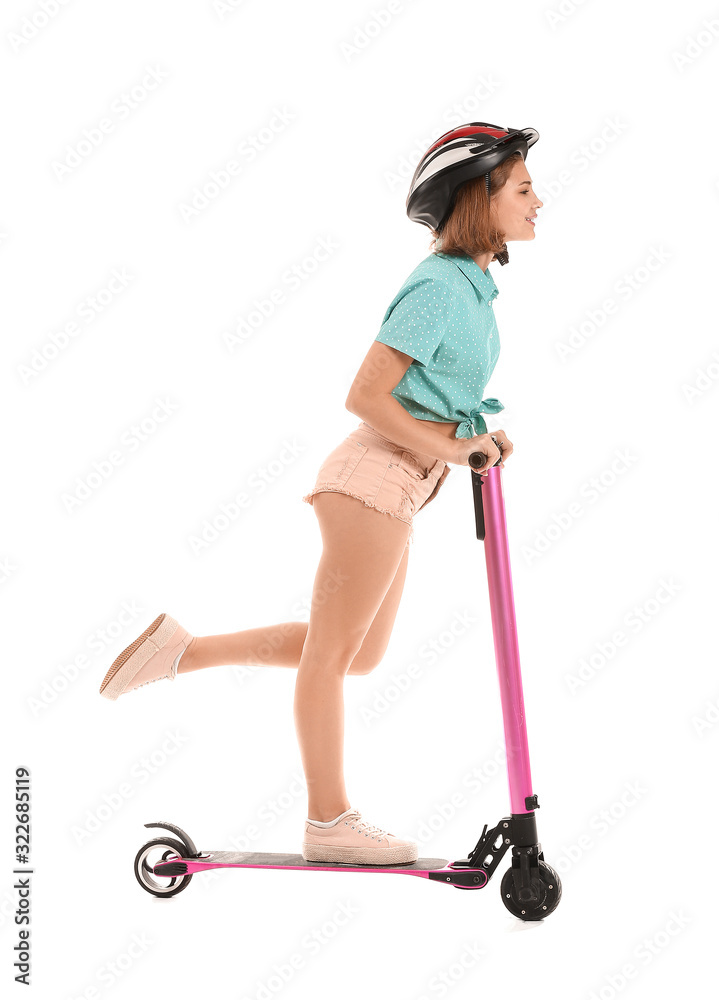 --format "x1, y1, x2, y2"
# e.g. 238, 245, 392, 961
345, 812, 390, 840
